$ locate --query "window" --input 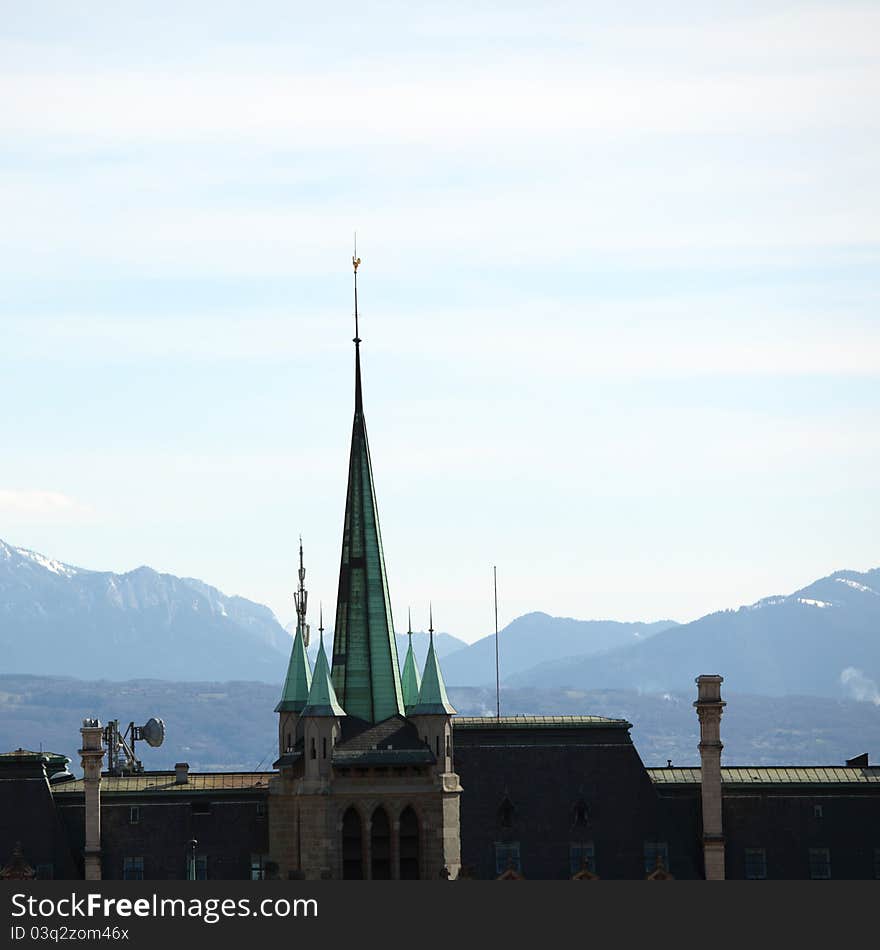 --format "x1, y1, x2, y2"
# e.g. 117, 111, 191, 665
572, 799, 590, 827
322, 737, 327, 759
123, 857, 144, 881
129, 806, 140, 824
310, 737, 316, 760
194, 855, 208, 880
643, 842, 669, 875
570, 842, 596, 875
744, 848, 767, 880
251, 854, 268, 880
35, 864, 53, 880
494, 841, 521, 875
813, 804, 824, 819
256, 801, 266, 820
809, 848, 831, 880
498, 797, 515, 828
